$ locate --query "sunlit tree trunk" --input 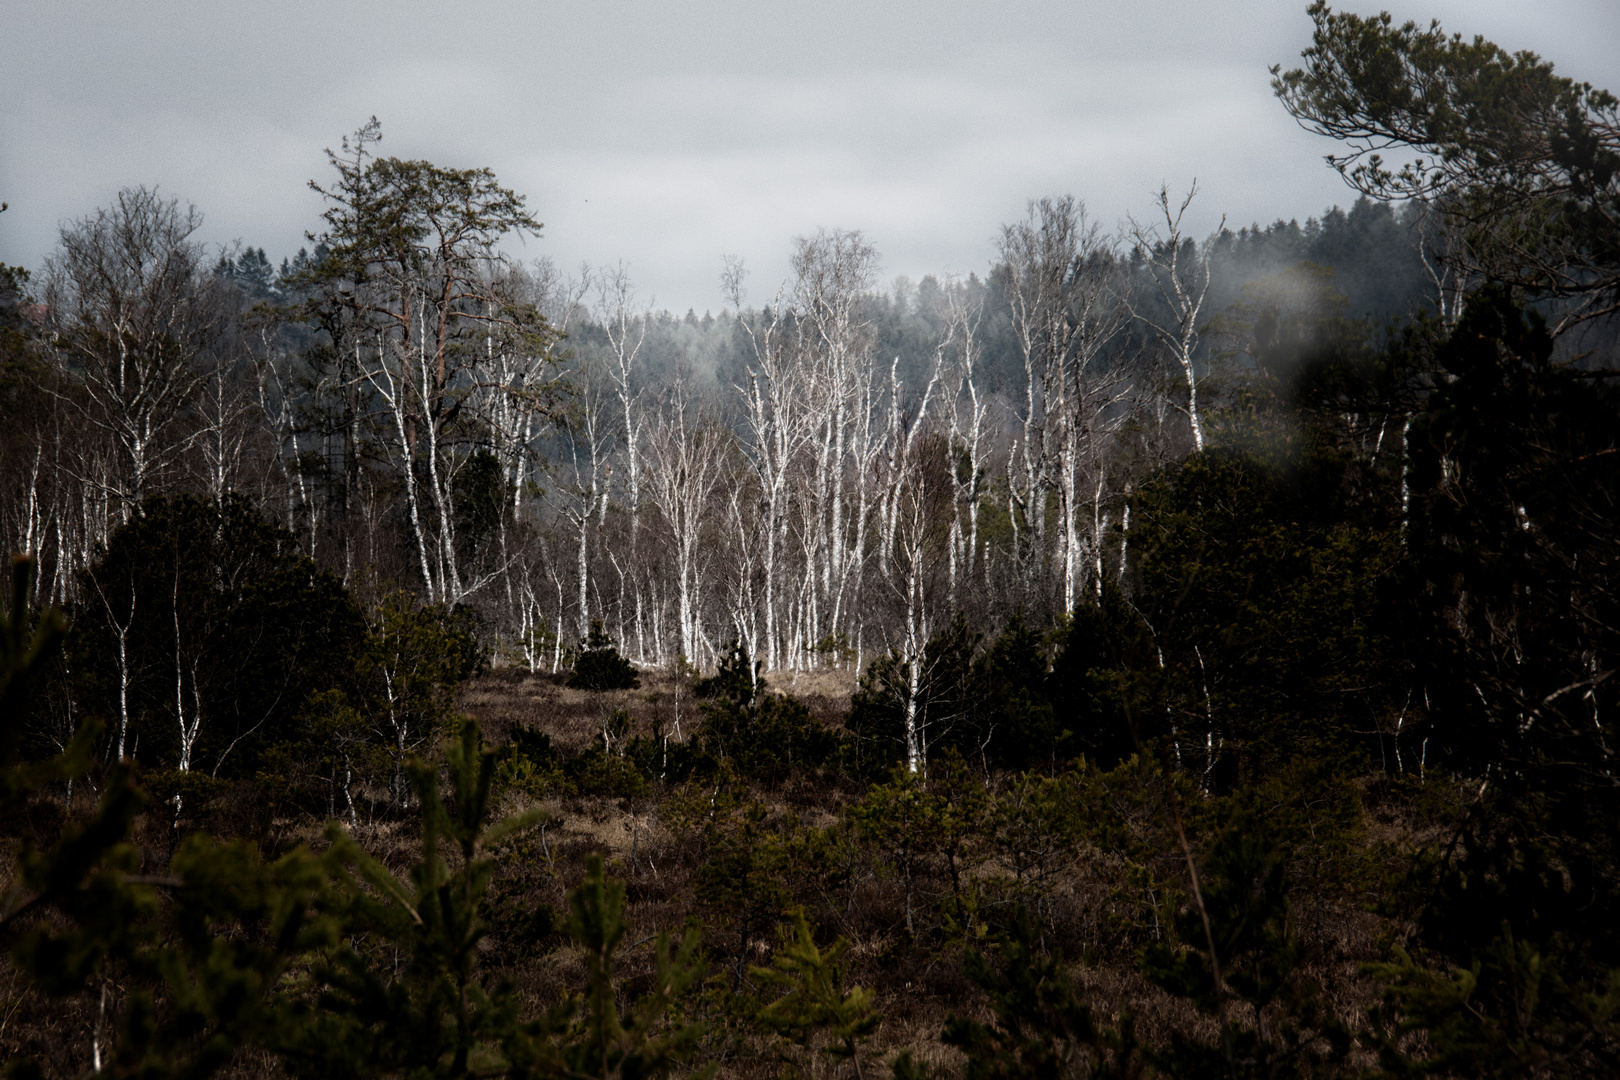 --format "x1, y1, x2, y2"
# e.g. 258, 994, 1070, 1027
1126, 183, 1222, 454
597, 263, 651, 657
365, 337, 440, 601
